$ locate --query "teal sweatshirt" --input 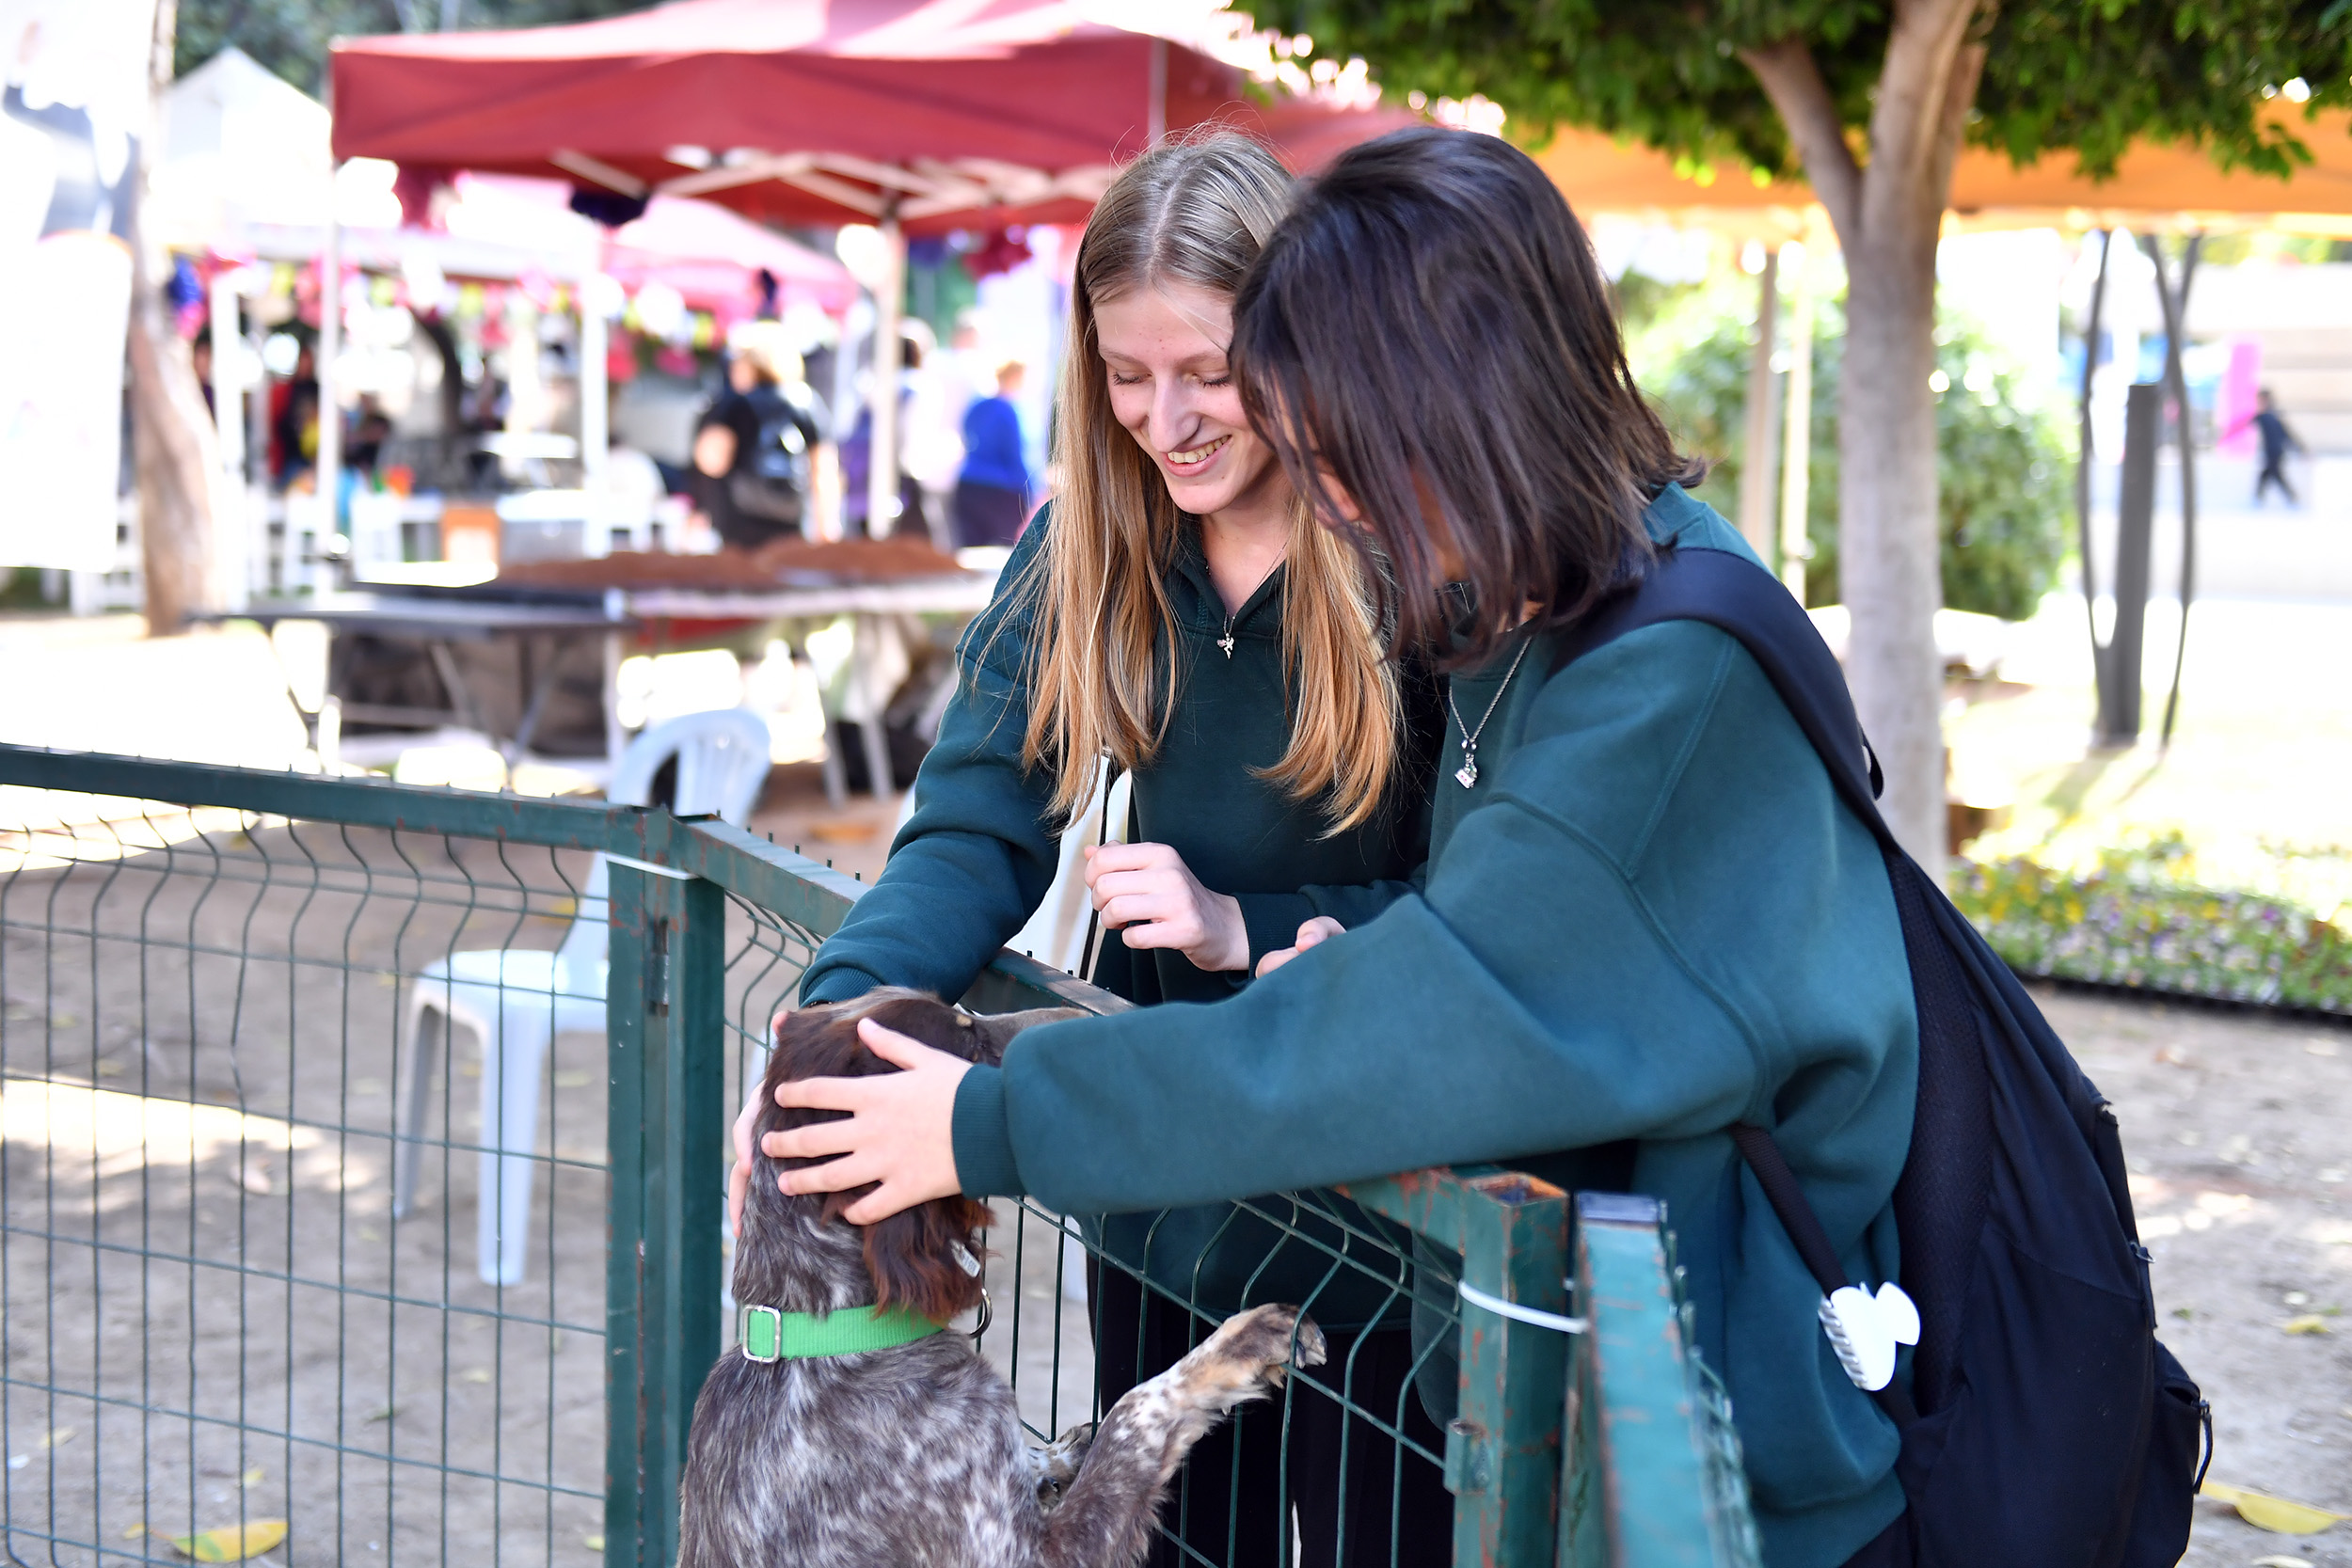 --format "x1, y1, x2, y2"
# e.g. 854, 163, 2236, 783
950, 487, 1919, 1567
800, 505, 1438, 1007
800, 503, 1443, 1326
